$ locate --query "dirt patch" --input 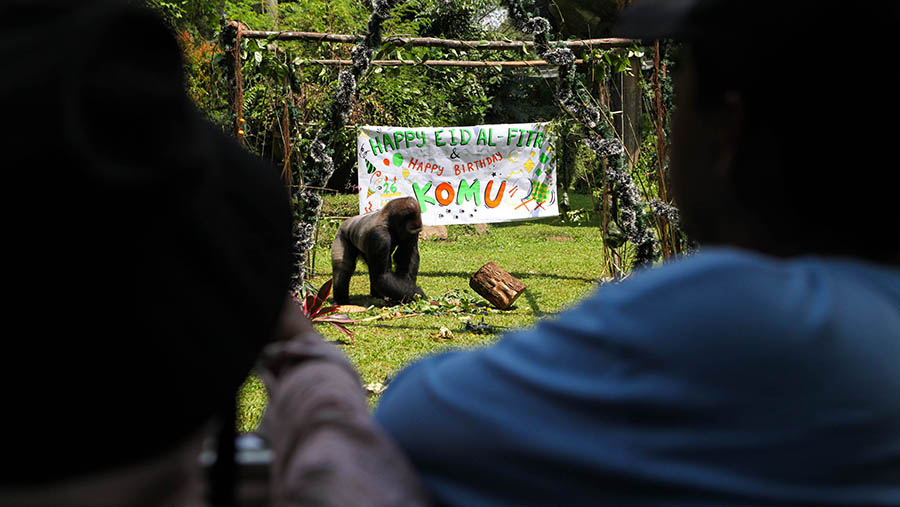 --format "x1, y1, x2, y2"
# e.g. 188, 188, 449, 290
549, 236, 575, 242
